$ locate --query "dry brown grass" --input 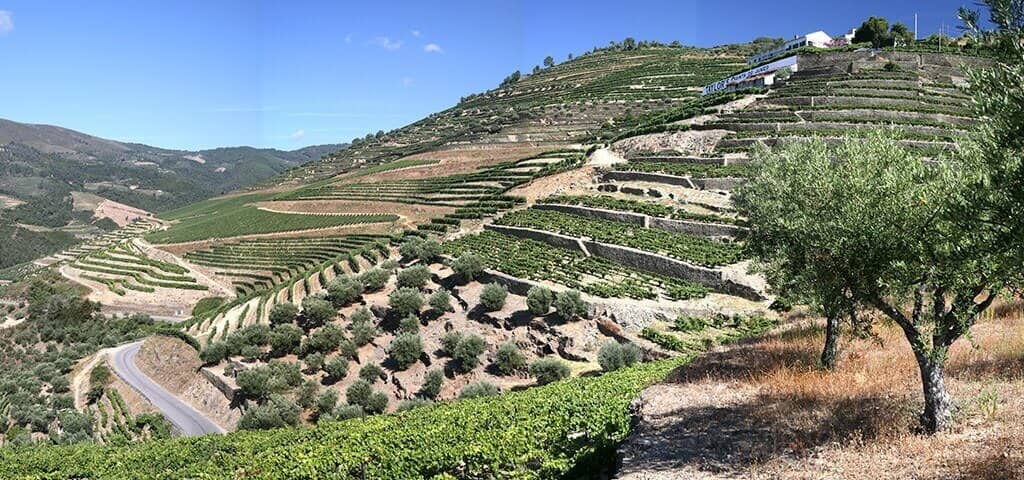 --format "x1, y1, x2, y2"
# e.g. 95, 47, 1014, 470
617, 301, 1024, 480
